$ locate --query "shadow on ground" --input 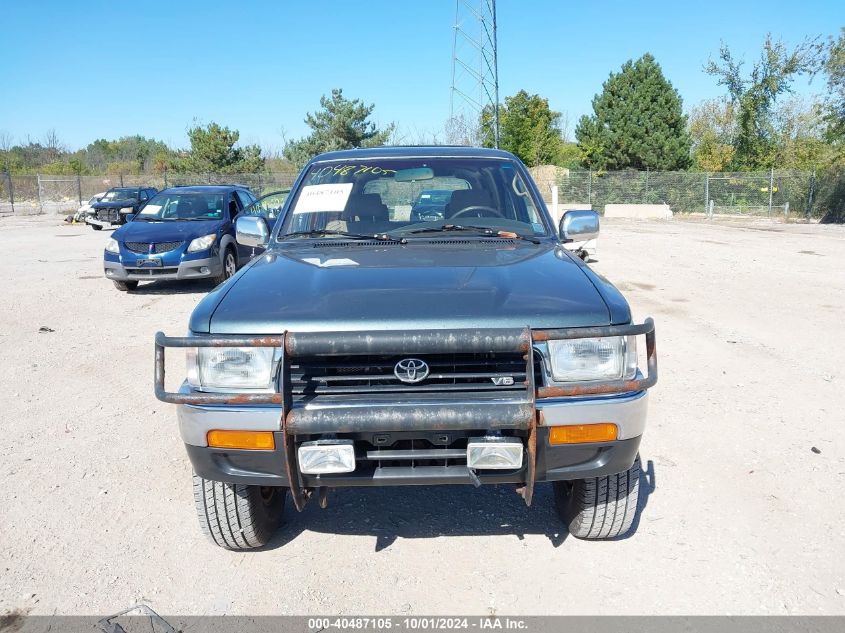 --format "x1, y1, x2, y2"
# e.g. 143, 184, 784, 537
266, 458, 657, 552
